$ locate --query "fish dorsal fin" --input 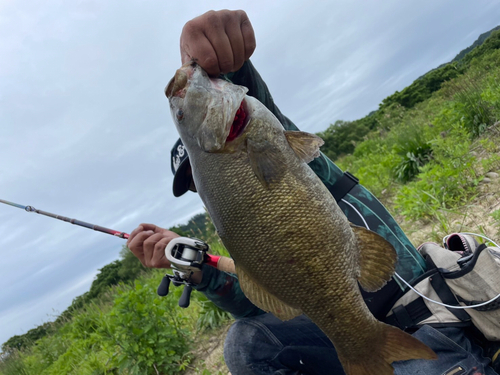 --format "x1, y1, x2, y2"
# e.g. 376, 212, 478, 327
247, 138, 286, 189
351, 224, 397, 292
236, 265, 302, 321
284, 131, 324, 163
